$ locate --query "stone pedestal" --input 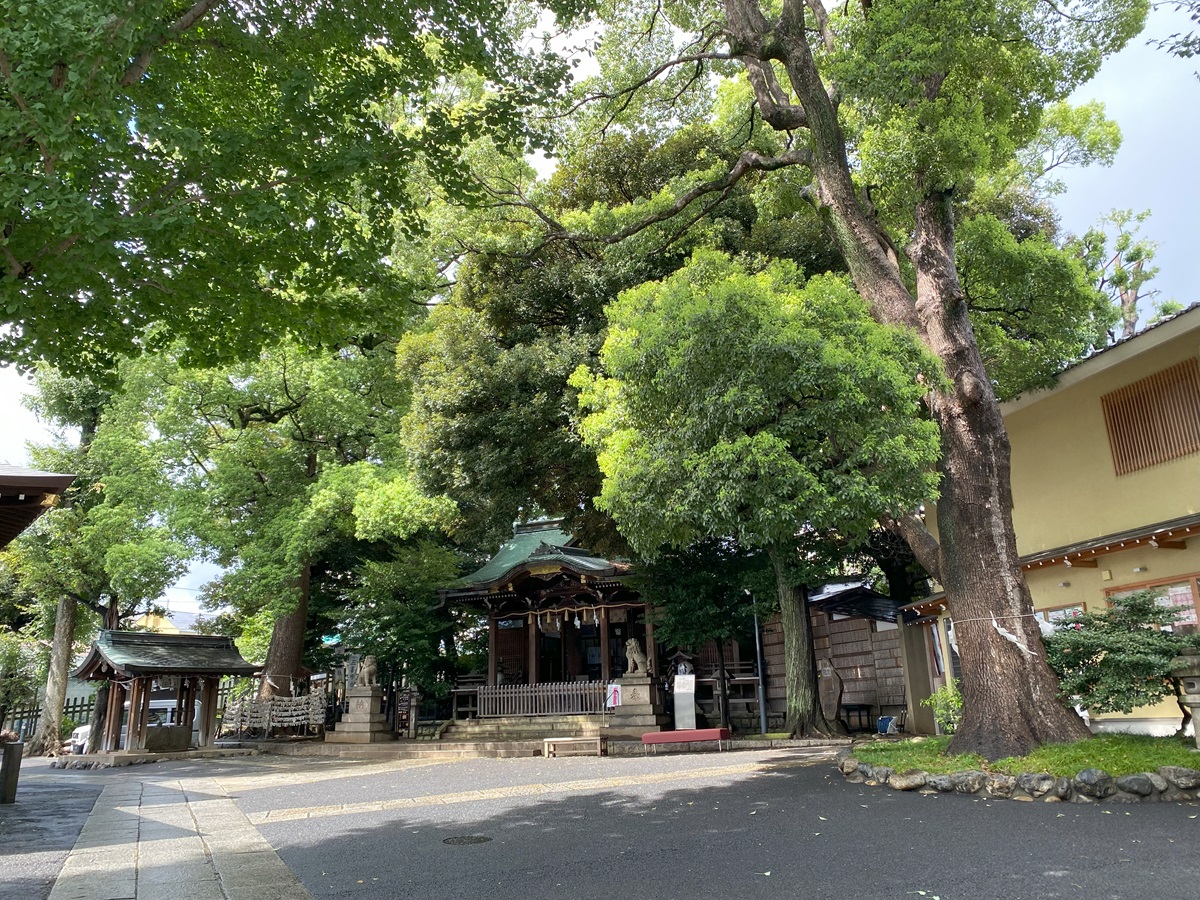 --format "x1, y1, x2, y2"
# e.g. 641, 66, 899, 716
605, 675, 669, 739
325, 686, 394, 744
